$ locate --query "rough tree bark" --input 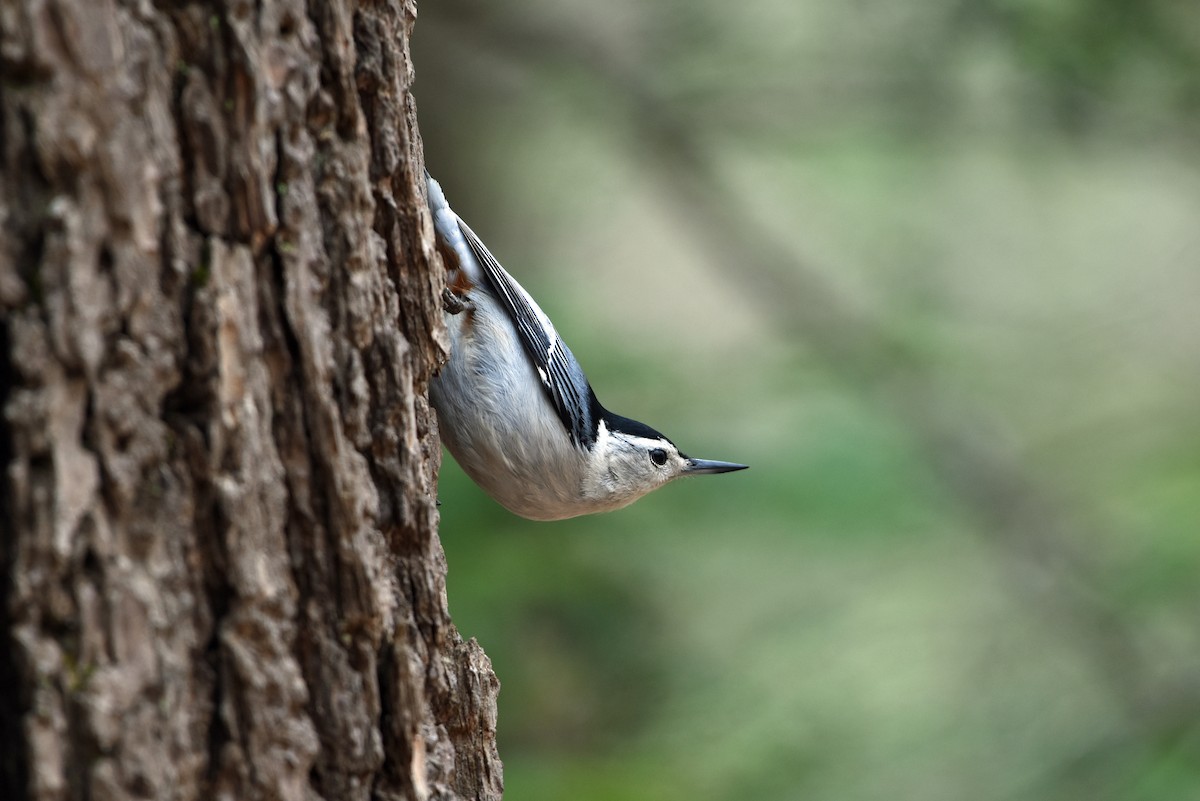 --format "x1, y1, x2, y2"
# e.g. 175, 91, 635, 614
0, 1, 502, 800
